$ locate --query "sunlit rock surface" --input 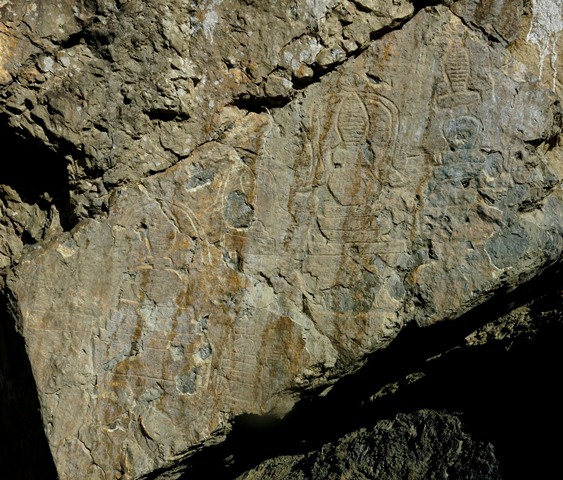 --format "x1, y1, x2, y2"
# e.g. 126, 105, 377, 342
1, 1, 562, 478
